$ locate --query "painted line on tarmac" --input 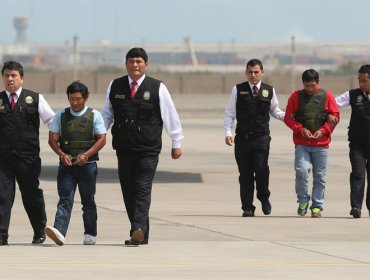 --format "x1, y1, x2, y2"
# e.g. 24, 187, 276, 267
0, 259, 370, 267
